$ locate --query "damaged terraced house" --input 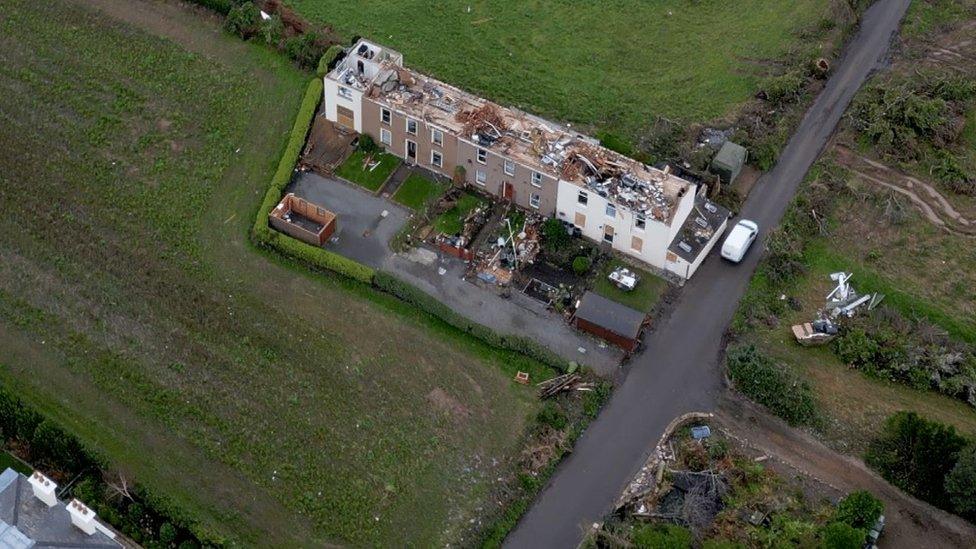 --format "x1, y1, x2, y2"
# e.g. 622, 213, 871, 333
323, 39, 730, 279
